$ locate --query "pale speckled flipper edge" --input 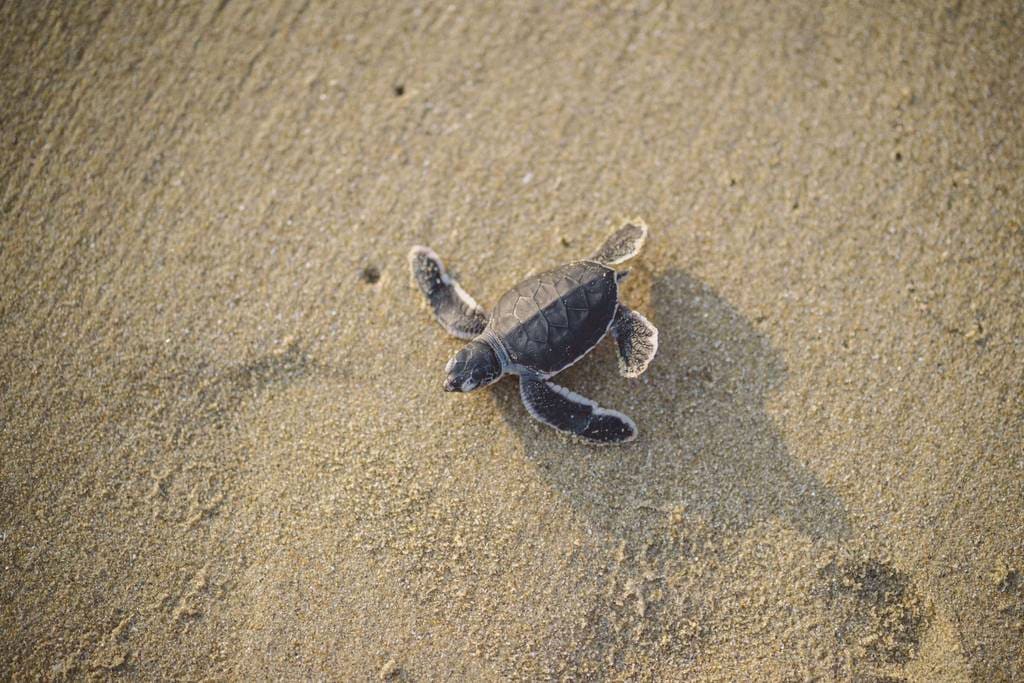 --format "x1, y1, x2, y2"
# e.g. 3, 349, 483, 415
590, 219, 648, 266
519, 375, 637, 444
409, 246, 488, 340
611, 306, 658, 378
